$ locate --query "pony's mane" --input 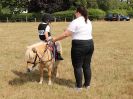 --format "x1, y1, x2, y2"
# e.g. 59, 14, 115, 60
27, 41, 46, 49
25, 41, 46, 62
